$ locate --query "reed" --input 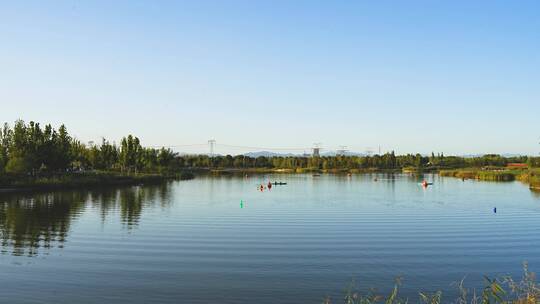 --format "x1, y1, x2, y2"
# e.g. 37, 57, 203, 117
529, 174, 540, 190
440, 168, 540, 191
476, 171, 516, 181
324, 263, 539, 304
439, 169, 479, 179
439, 169, 520, 182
